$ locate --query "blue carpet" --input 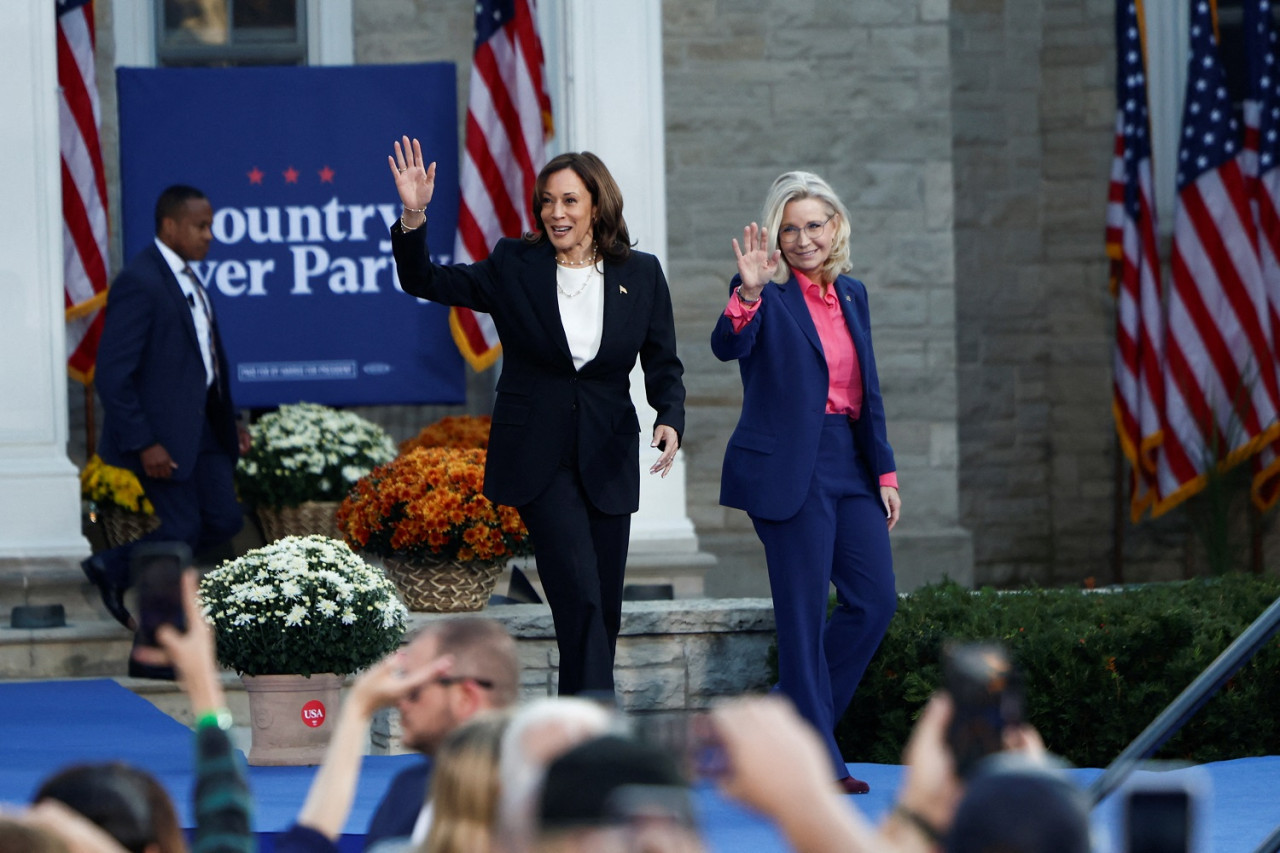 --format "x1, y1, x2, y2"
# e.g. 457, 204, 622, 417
3, 680, 1279, 851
